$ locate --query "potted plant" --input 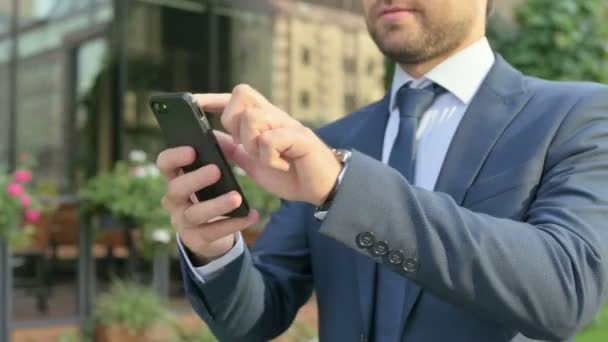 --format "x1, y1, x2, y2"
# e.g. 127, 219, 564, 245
79, 150, 173, 255
171, 323, 217, 342
95, 279, 175, 341
0, 156, 43, 249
